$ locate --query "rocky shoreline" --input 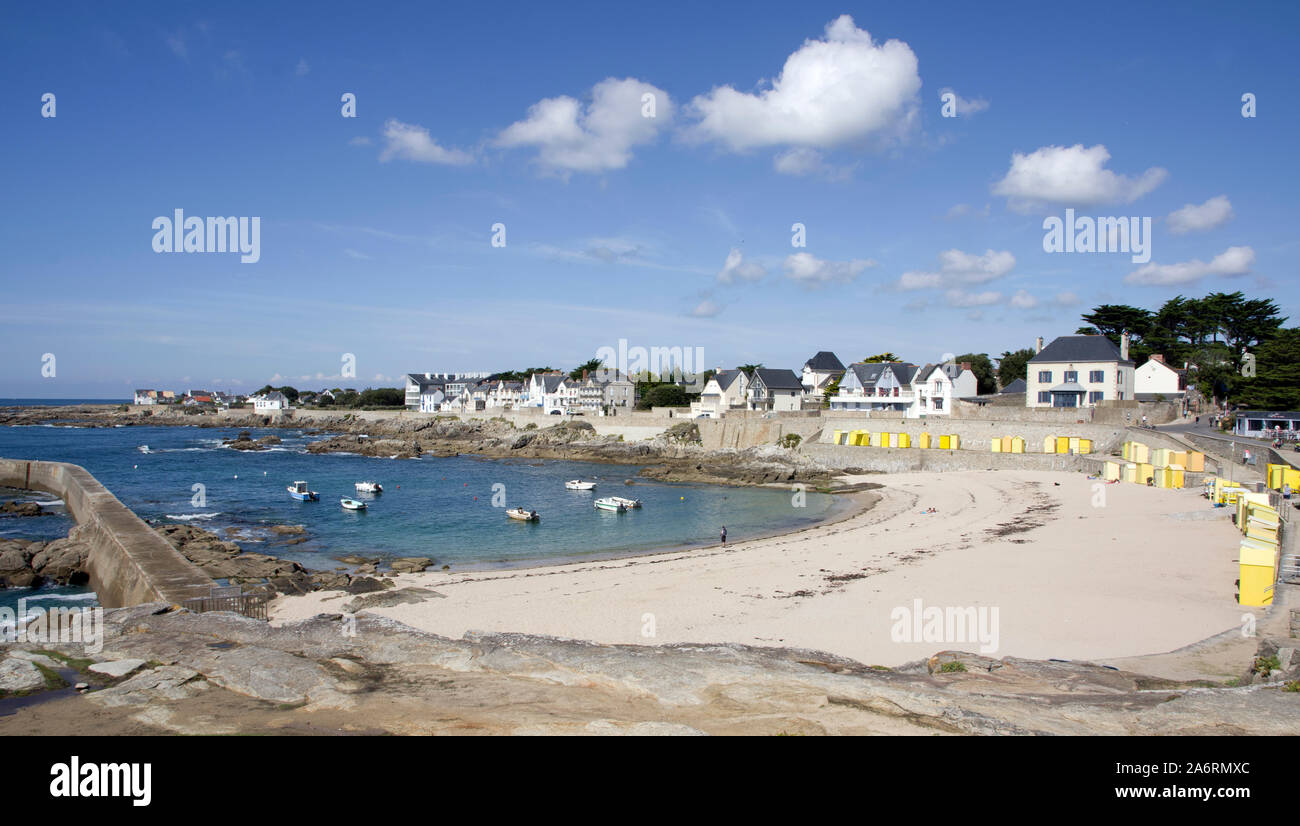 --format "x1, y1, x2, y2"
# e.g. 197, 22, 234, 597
0, 405, 841, 488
